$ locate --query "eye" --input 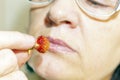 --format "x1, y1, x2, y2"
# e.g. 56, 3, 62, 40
28, 0, 54, 7
86, 0, 108, 8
